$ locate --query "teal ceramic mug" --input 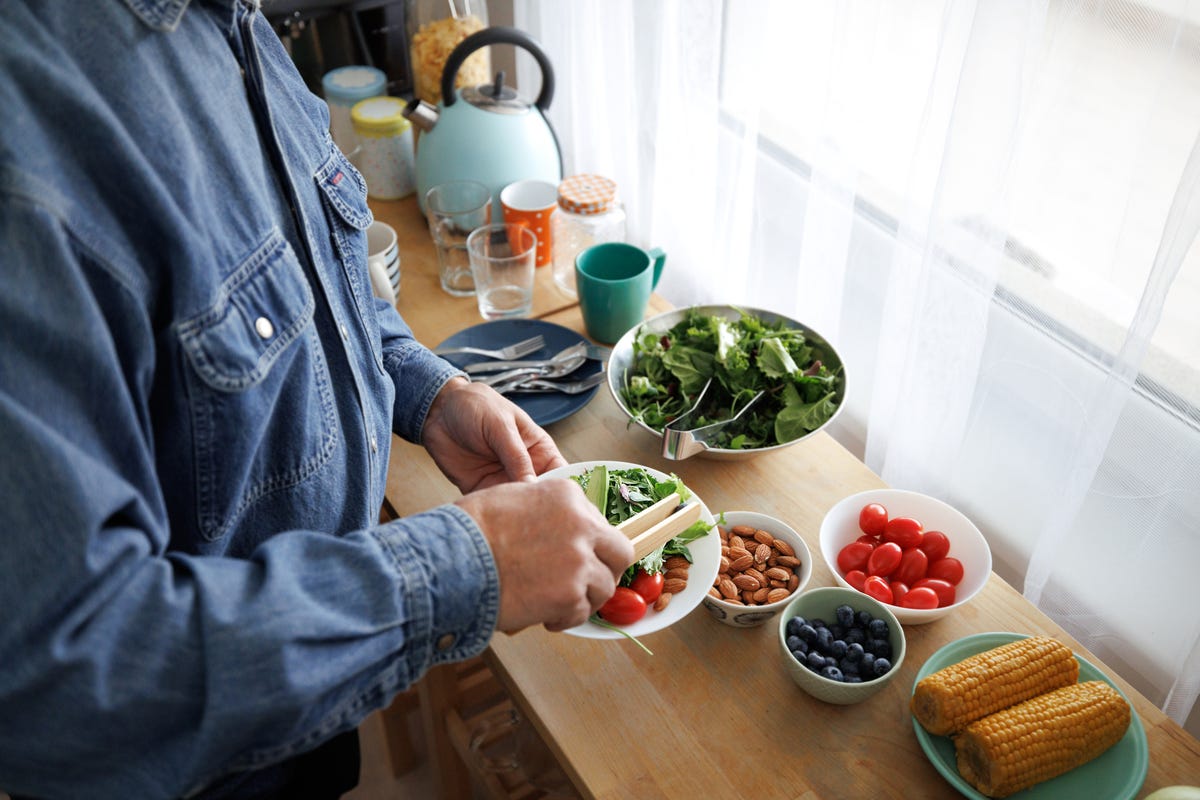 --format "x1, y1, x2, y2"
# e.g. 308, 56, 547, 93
575, 243, 667, 344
